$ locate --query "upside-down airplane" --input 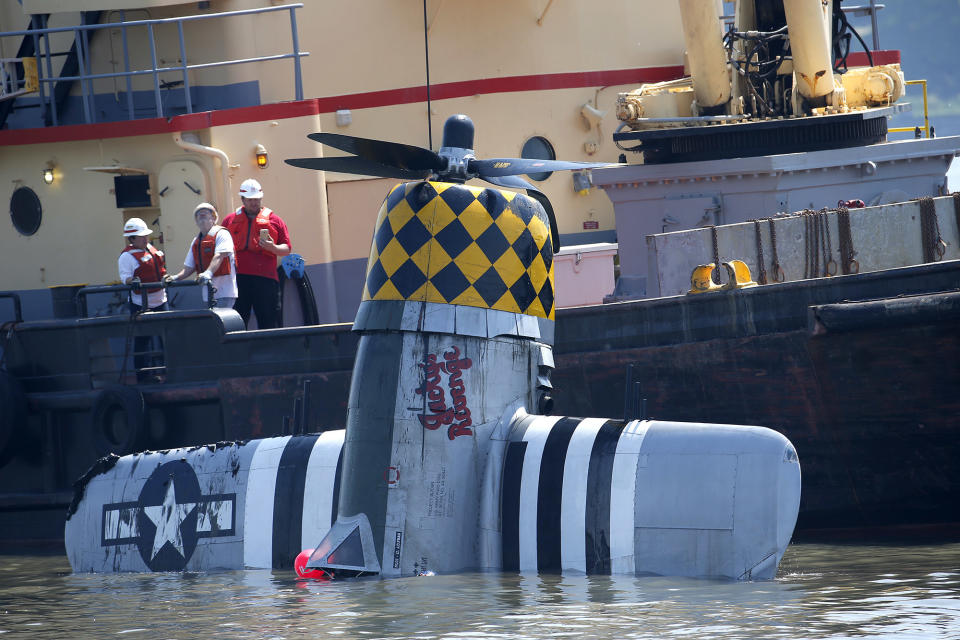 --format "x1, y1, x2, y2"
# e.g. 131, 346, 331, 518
65, 115, 800, 580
